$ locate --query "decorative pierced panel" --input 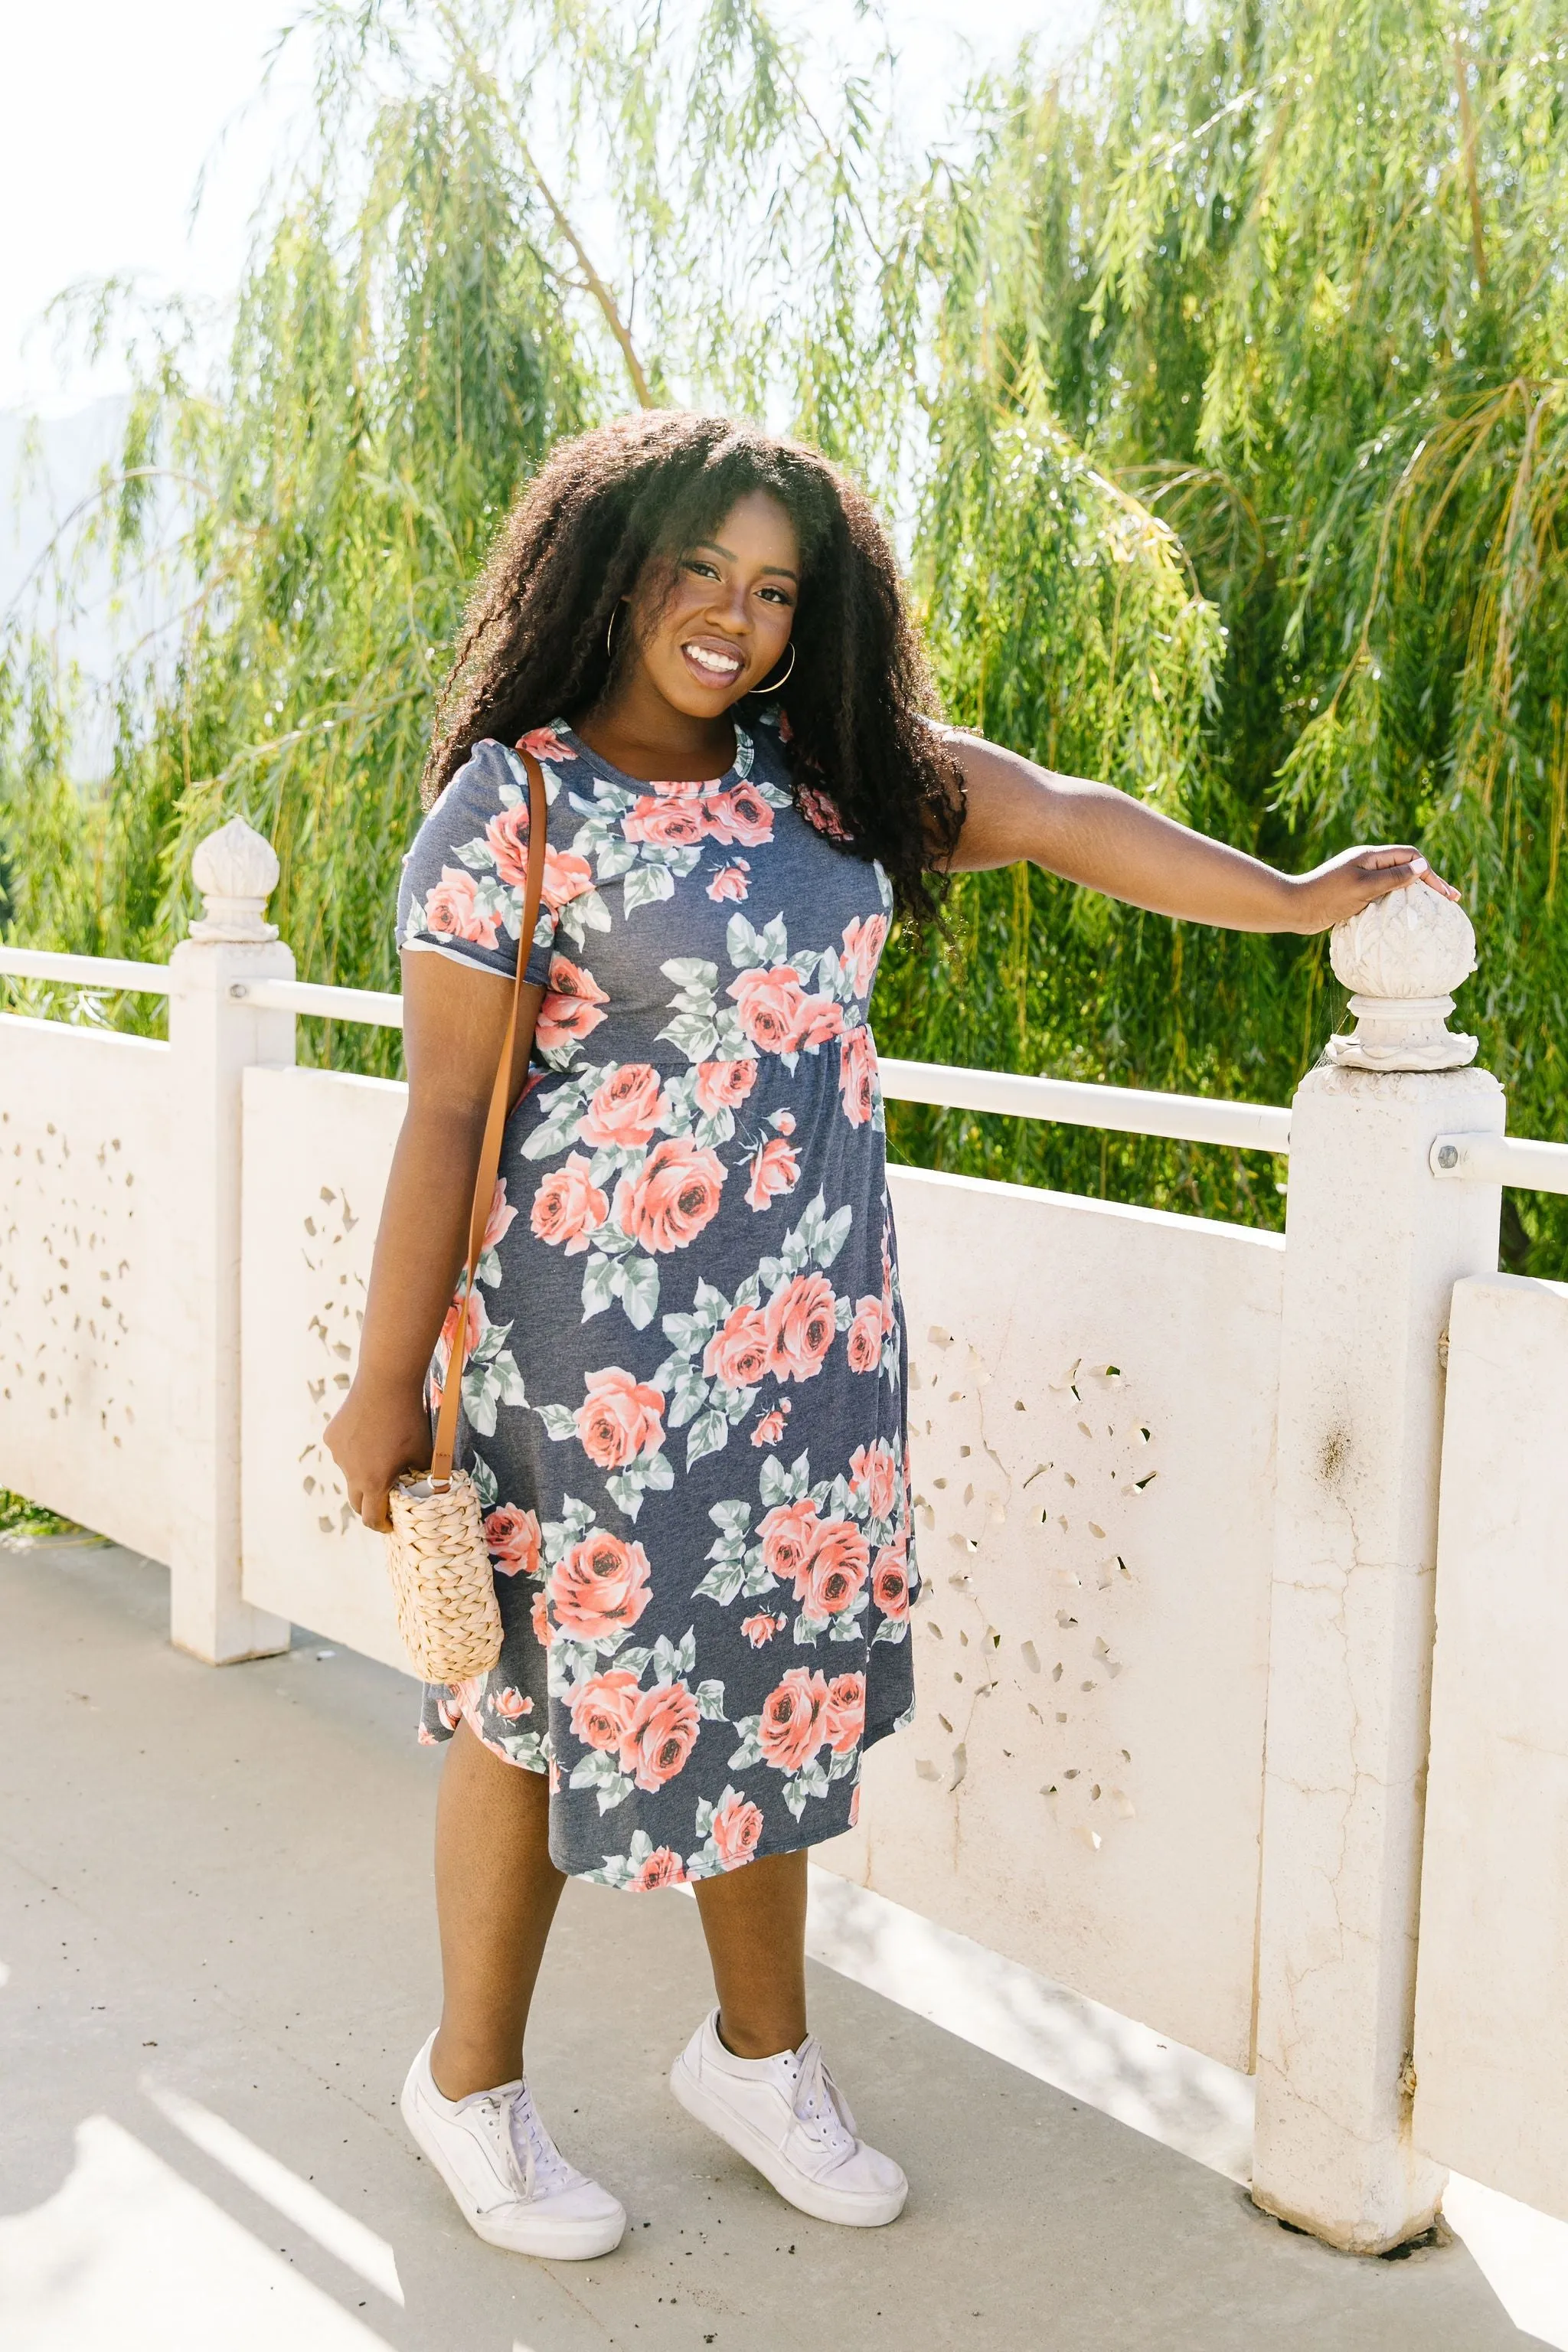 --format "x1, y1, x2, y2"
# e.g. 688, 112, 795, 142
820, 1165, 1285, 2071
0, 1018, 174, 1560
239, 1066, 410, 1668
